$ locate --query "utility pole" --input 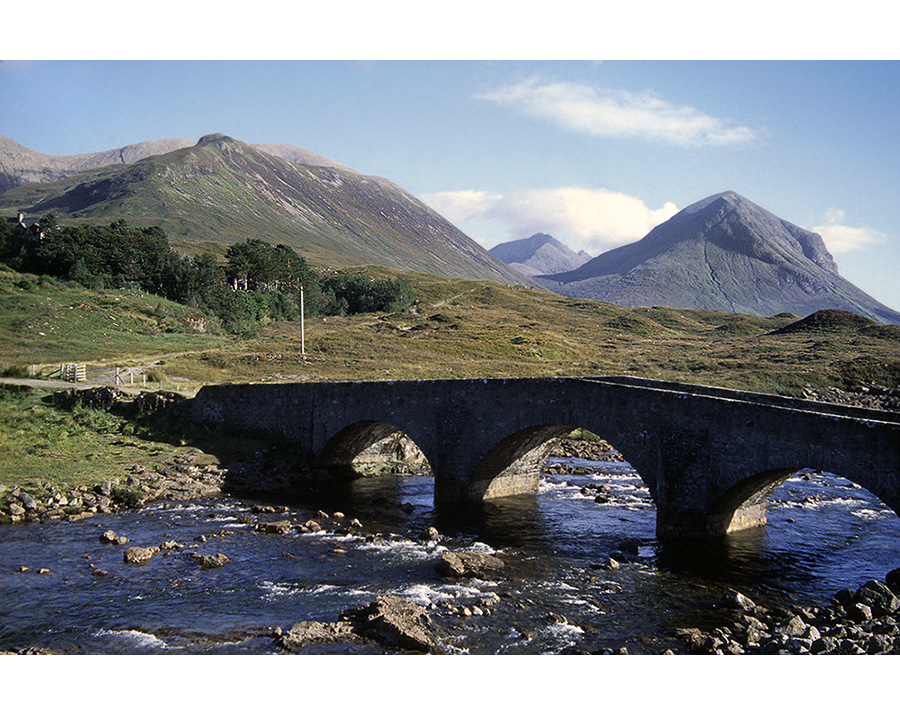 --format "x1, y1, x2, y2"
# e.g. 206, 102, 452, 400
300, 283, 306, 355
